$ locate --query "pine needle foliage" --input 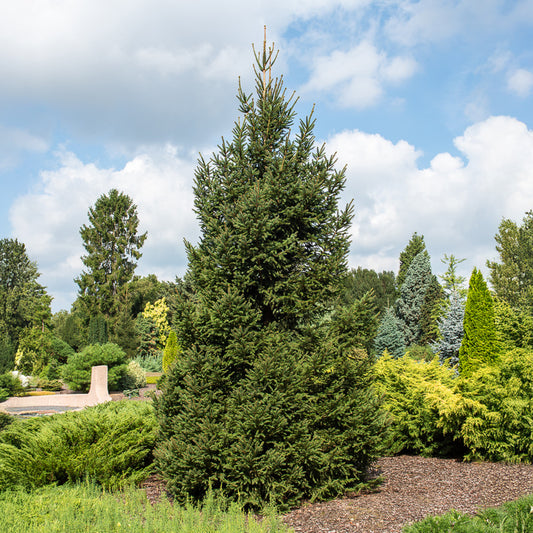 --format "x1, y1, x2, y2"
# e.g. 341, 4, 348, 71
155, 40, 385, 511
